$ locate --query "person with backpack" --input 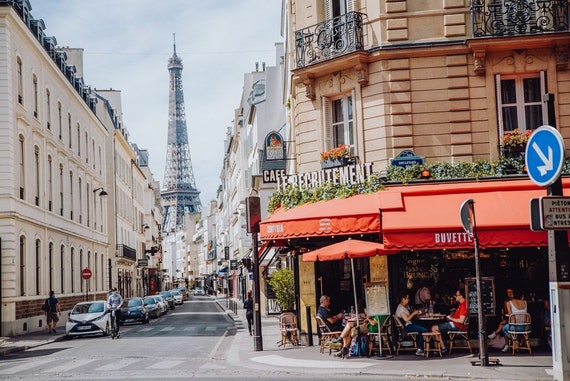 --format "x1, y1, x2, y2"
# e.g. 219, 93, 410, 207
45, 291, 61, 333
